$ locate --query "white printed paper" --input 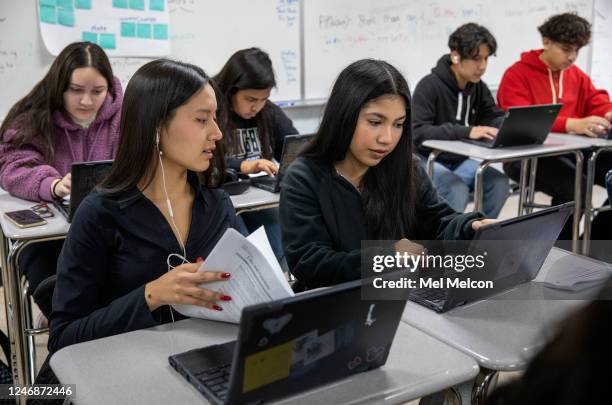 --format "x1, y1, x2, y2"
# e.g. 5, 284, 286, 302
173, 227, 294, 323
